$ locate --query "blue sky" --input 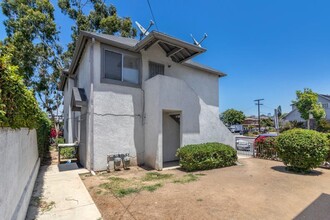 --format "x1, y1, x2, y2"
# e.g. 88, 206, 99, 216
1, 0, 330, 116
